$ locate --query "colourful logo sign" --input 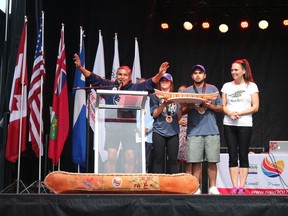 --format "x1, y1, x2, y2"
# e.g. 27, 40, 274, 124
261, 156, 284, 178
112, 177, 122, 187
